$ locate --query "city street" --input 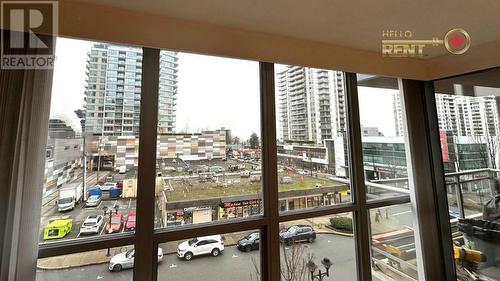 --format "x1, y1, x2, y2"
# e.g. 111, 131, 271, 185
37, 234, 360, 281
